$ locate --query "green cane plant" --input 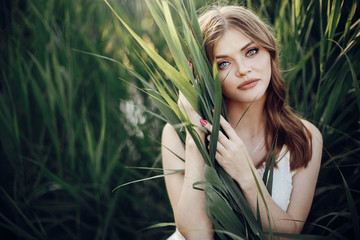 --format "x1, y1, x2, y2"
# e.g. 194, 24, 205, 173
0, 0, 171, 239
